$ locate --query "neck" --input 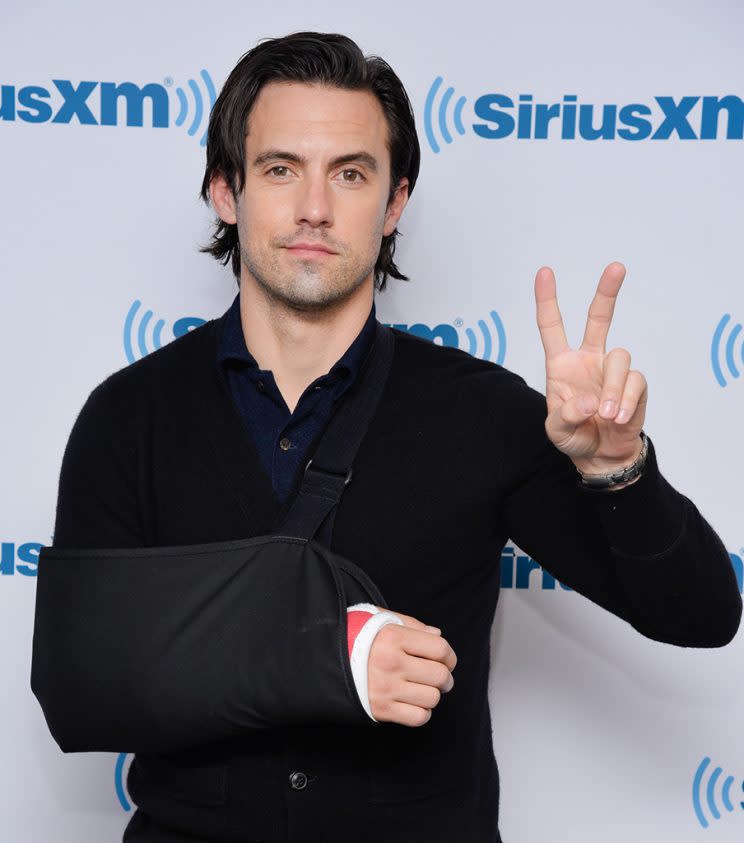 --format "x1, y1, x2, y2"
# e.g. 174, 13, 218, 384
238, 276, 374, 414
